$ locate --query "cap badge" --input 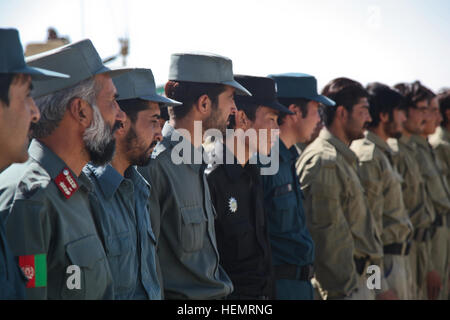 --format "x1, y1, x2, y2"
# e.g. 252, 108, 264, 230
228, 197, 238, 213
